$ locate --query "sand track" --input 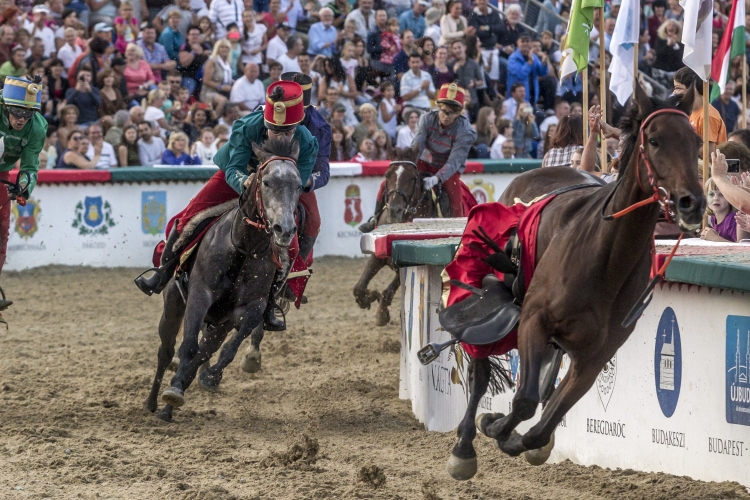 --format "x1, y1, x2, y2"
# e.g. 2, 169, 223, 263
0, 259, 746, 499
